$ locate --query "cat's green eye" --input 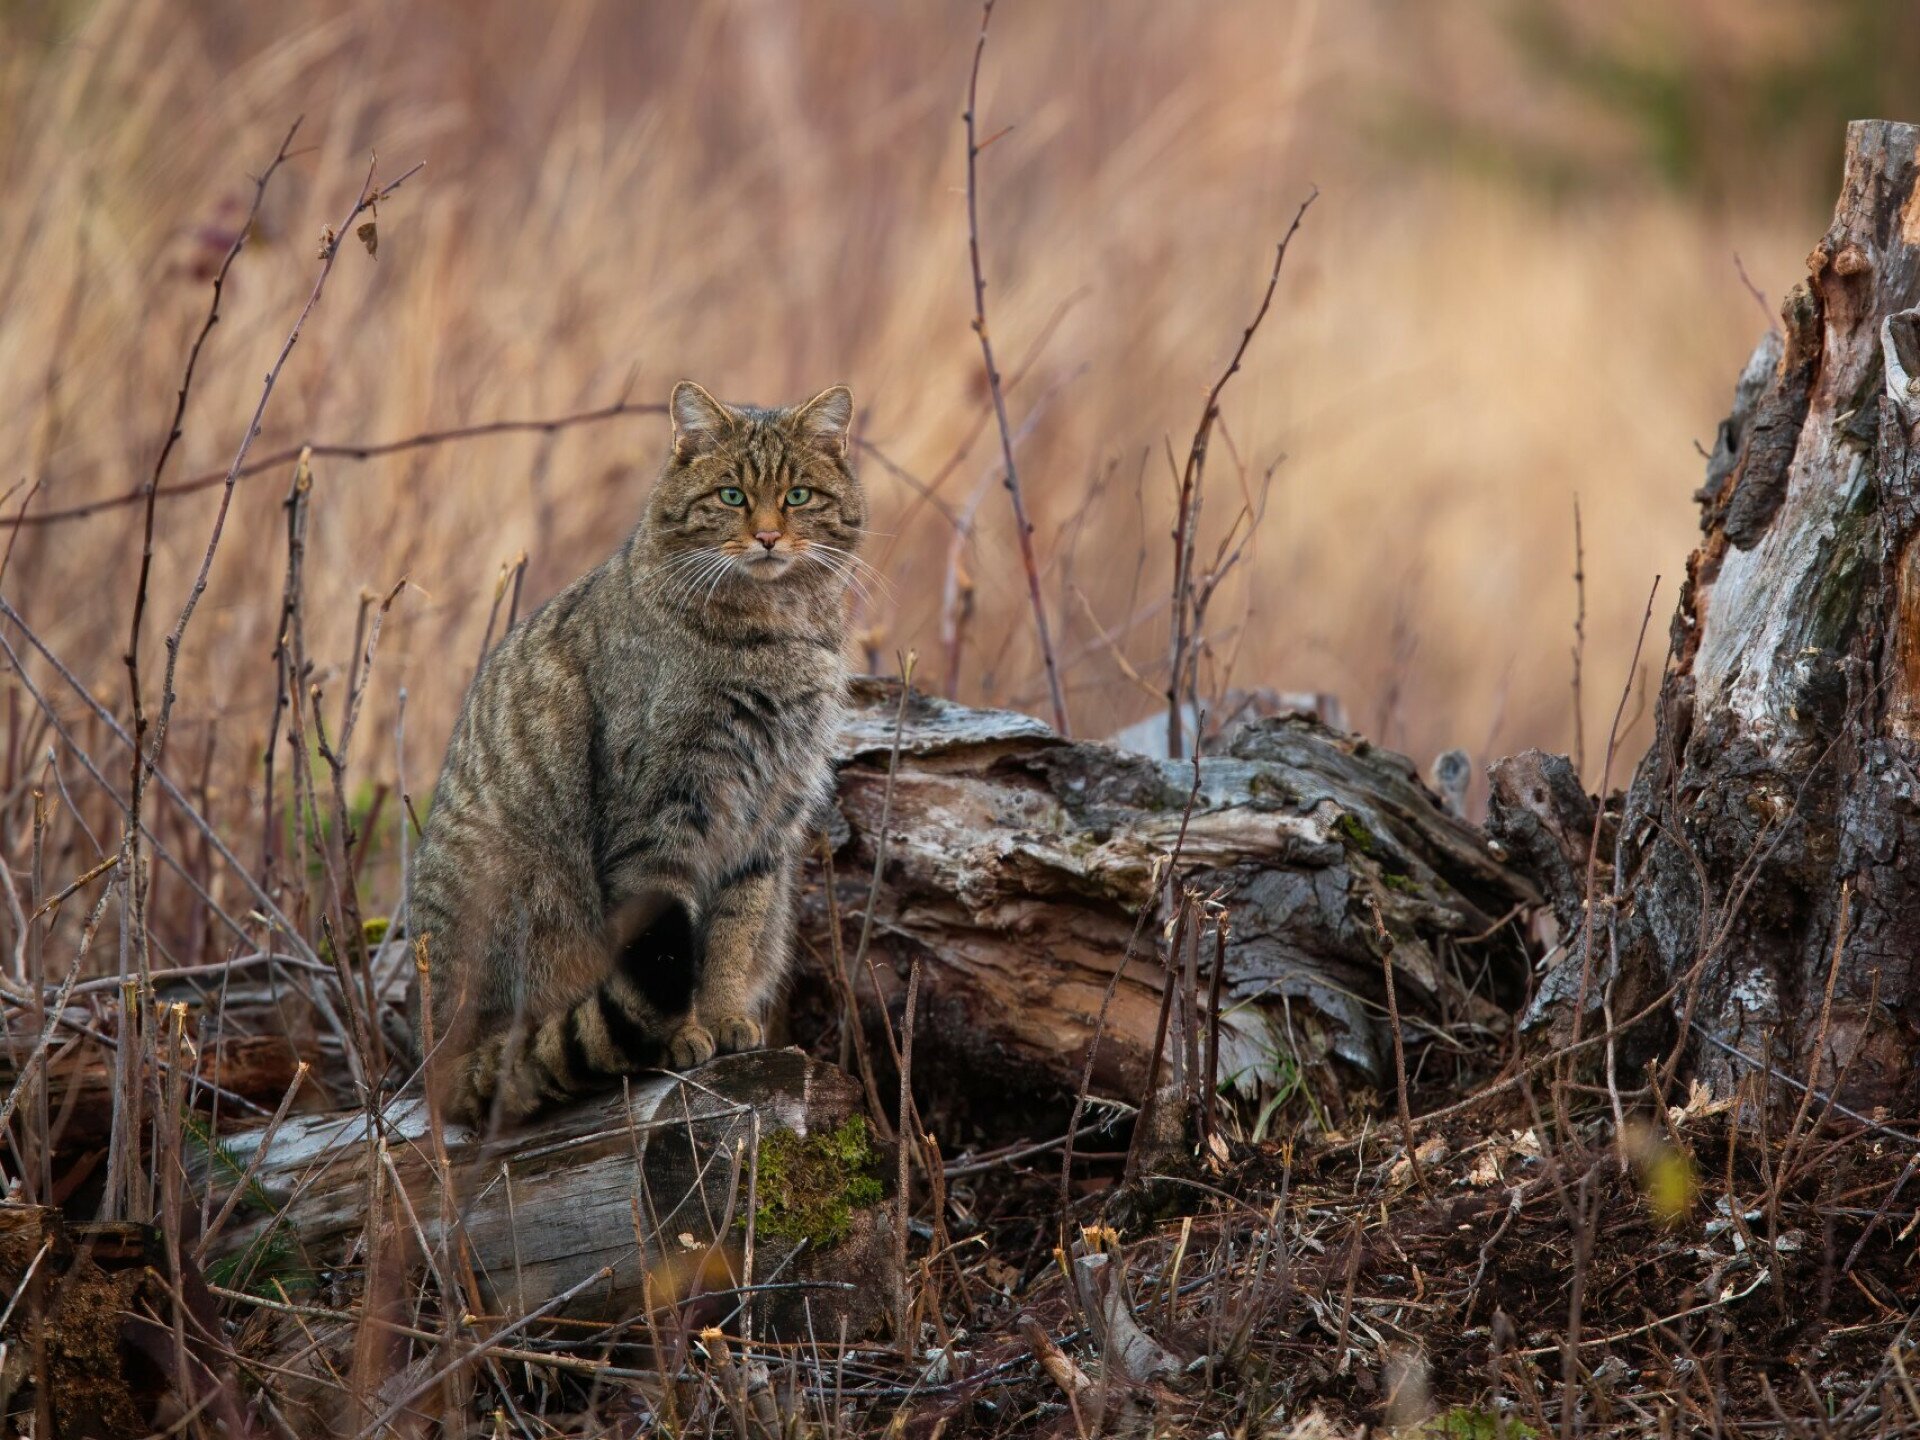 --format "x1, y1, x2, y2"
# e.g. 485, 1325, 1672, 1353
717, 486, 747, 507
785, 486, 813, 507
